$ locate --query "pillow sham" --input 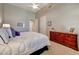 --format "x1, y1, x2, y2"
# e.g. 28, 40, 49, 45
0, 28, 9, 44
0, 36, 5, 44
5, 27, 16, 38
4, 28, 12, 38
